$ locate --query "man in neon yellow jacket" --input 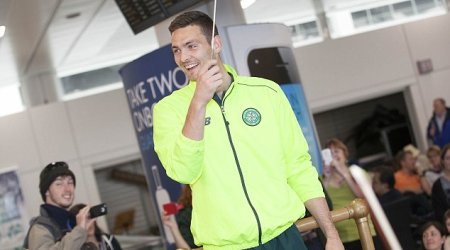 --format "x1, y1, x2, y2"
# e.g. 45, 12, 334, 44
153, 11, 344, 250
